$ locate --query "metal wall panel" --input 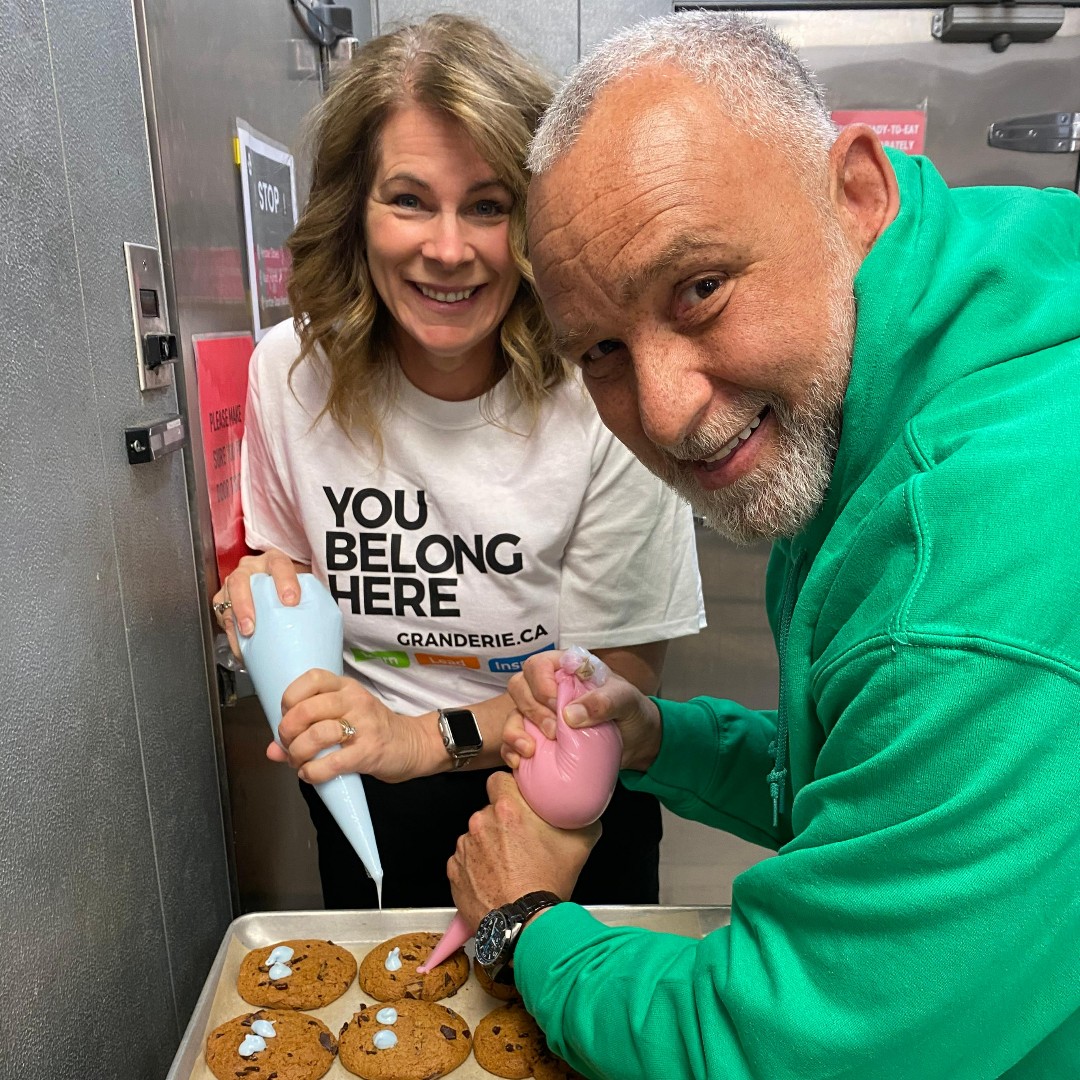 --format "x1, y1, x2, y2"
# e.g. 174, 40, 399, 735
377, 0, 579, 76
135, 0, 331, 917
0, 0, 231, 1076
582, 0, 669, 56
